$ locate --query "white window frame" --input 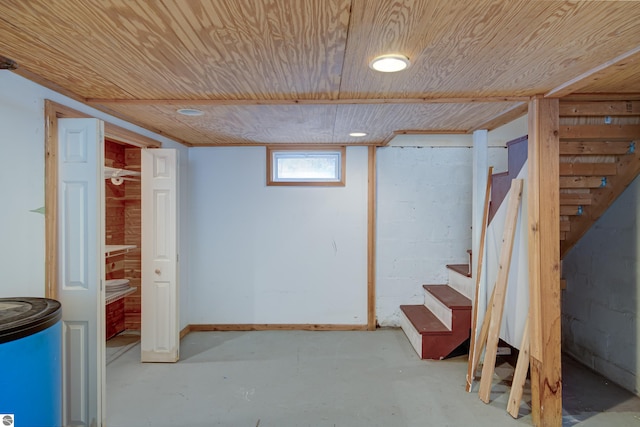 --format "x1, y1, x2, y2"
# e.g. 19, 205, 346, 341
266, 146, 346, 186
